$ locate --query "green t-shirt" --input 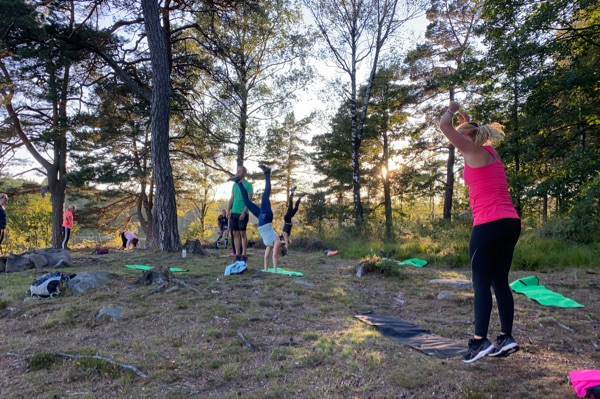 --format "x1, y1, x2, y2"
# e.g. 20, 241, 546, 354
231, 180, 253, 214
